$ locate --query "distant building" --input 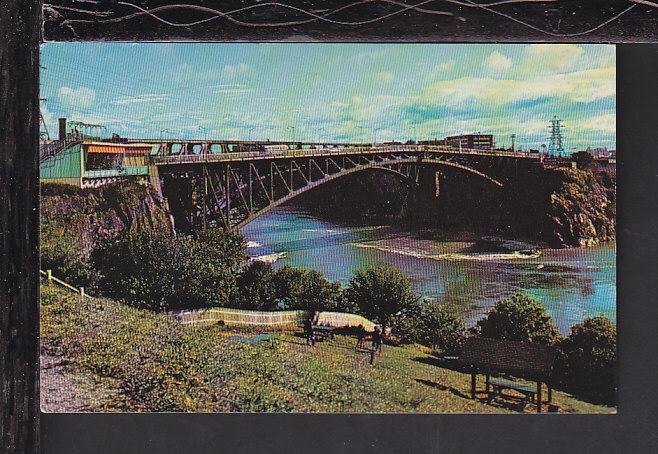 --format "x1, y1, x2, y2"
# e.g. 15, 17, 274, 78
443, 134, 495, 151
588, 147, 614, 159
